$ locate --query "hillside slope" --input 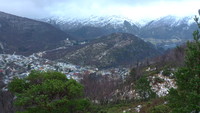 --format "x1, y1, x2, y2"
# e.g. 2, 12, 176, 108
0, 11, 70, 55
59, 33, 162, 68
